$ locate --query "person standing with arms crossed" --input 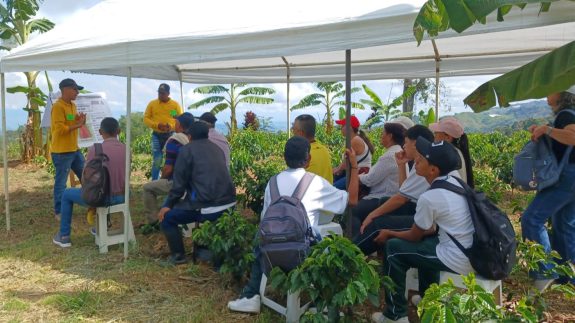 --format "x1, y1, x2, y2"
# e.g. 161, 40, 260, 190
144, 83, 183, 180
51, 78, 86, 221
